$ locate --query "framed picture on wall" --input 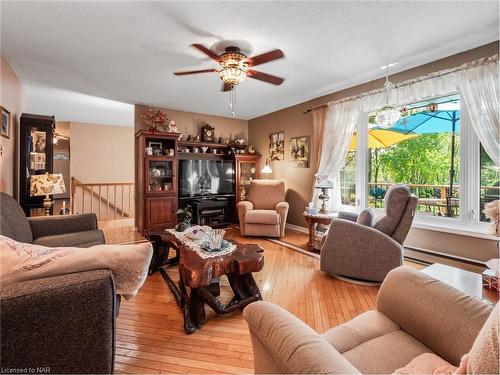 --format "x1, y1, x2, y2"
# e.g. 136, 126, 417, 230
269, 131, 284, 161
290, 136, 309, 168
1, 106, 10, 139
